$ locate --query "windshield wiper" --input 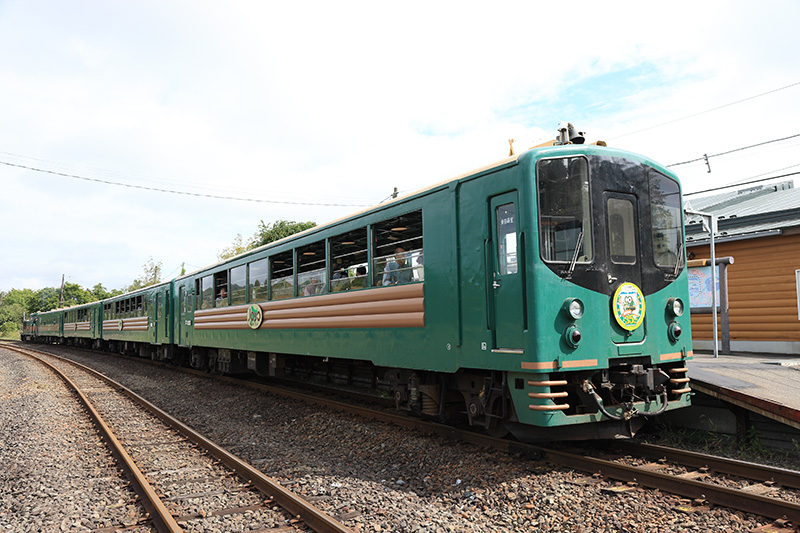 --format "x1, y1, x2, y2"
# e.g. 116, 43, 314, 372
672, 242, 684, 277
565, 231, 584, 278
